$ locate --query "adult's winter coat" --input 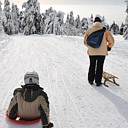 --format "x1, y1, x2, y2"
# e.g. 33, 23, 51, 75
84, 22, 114, 55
